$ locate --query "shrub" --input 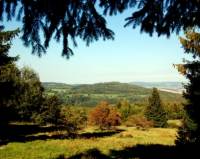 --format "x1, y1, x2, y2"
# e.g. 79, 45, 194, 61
125, 114, 154, 130
176, 116, 198, 145
89, 101, 121, 130
61, 107, 87, 134
33, 95, 63, 125
165, 102, 185, 120
117, 99, 131, 121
